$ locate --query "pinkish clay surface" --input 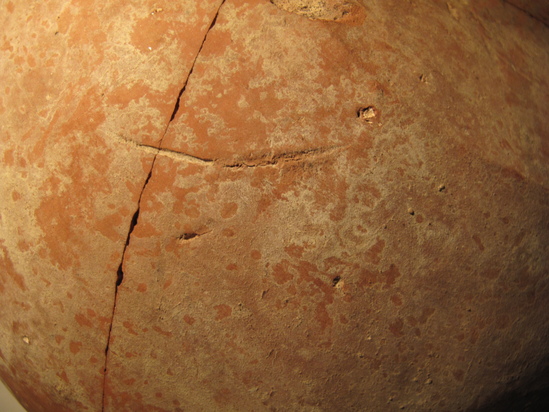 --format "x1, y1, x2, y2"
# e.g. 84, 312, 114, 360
1, 0, 549, 411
